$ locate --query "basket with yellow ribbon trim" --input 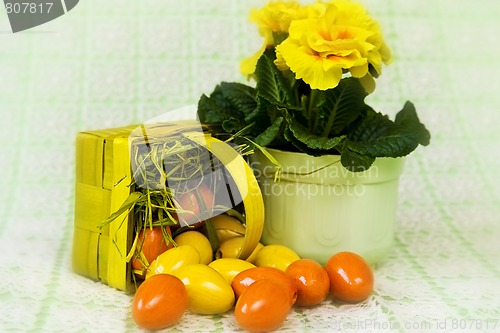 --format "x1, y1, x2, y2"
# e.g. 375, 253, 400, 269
72, 120, 264, 291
